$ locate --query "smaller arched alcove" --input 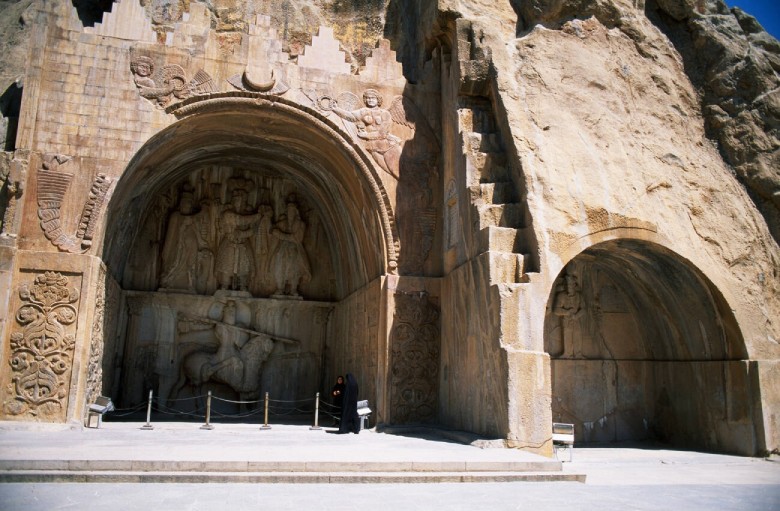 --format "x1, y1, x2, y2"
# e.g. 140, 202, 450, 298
544, 238, 761, 455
